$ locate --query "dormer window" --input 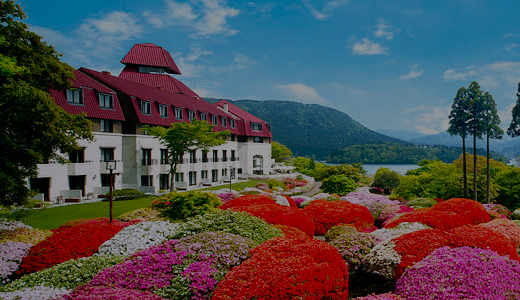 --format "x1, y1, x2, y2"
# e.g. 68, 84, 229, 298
159, 104, 168, 118
67, 89, 83, 105
220, 116, 227, 127
251, 122, 263, 131
175, 107, 183, 120
138, 66, 168, 74
200, 112, 207, 121
188, 110, 196, 121
140, 100, 151, 115
99, 93, 113, 109
230, 119, 235, 129
211, 114, 218, 125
